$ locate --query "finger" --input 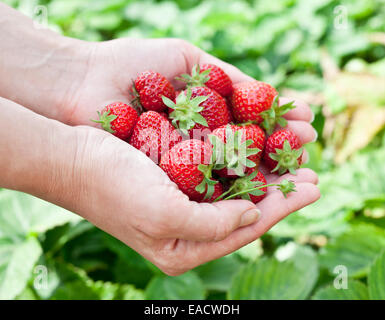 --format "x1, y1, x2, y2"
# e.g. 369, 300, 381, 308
265, 168, 319, 187
169, 199, 260, 242
192, 182, 320, 263
198, 51, 254, 84
281, 120, 317, 145
279, 97, 313, 122
302, 149, 309, 164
